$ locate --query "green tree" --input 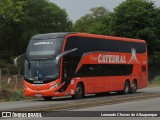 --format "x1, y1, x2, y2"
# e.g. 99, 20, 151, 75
74, 6, 111, 35
111, 0, 156, 49
111, 0, 160, 79
0, 0, 72, 74
0, 0, 72, 55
